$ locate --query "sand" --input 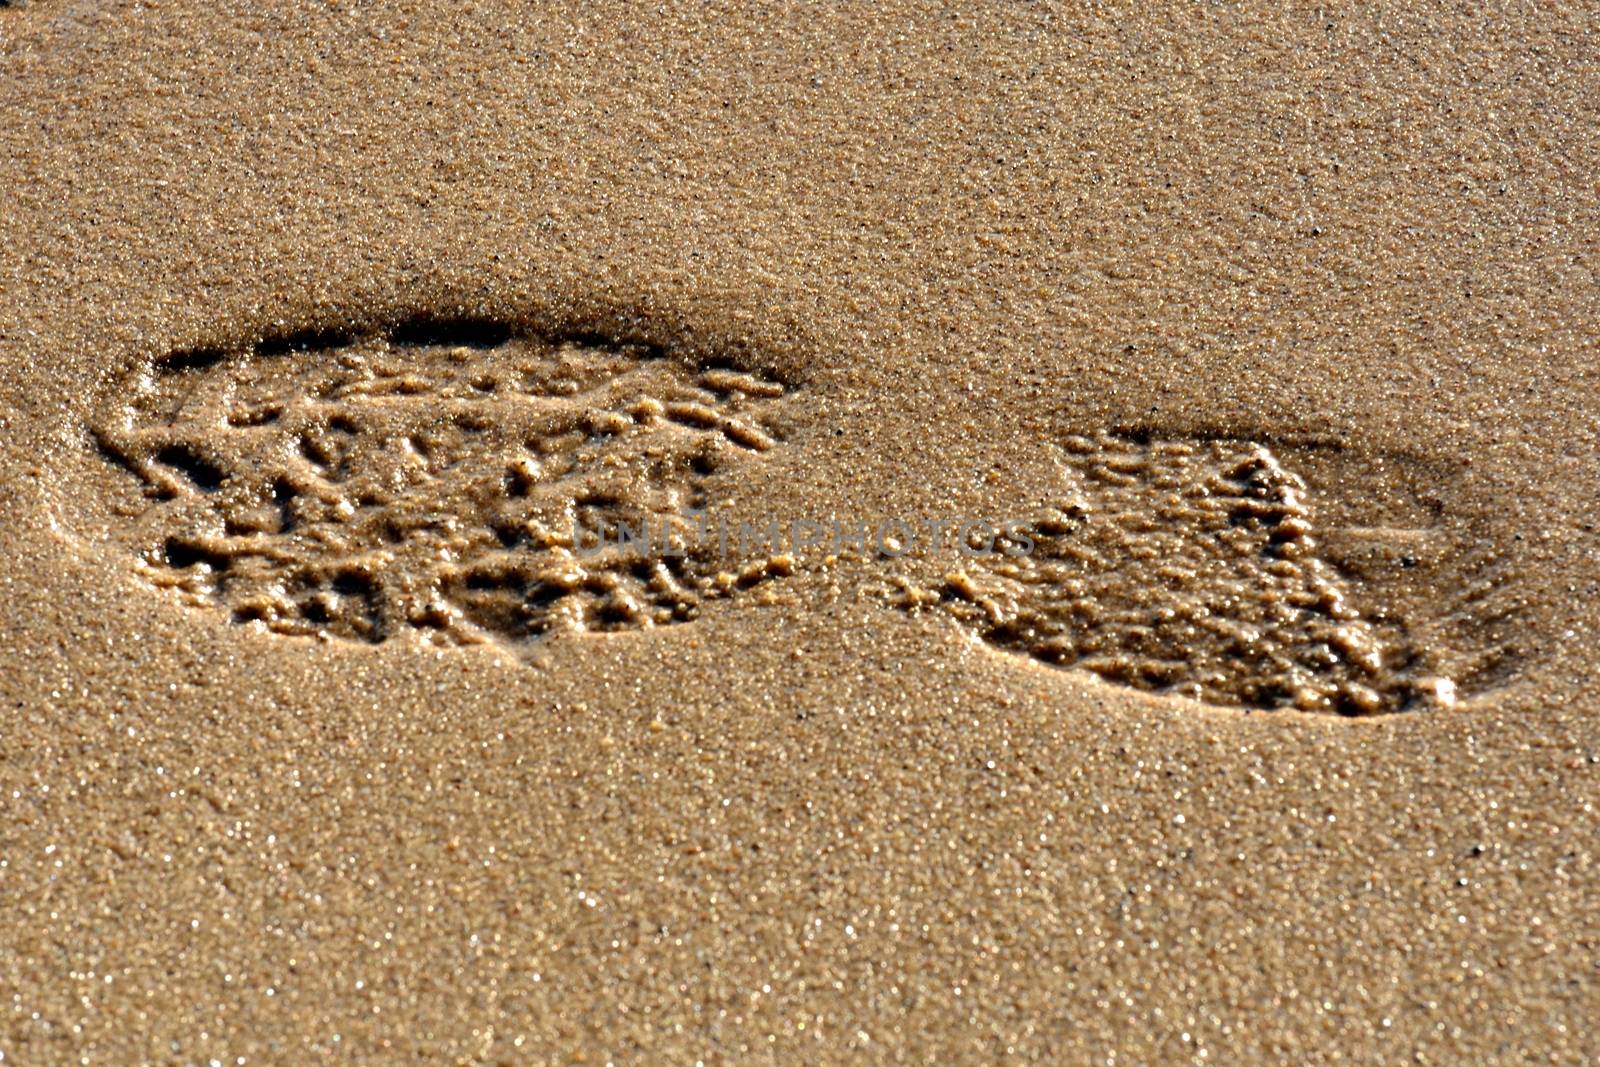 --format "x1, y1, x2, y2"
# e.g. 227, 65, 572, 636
2, 1, 1597, 1062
